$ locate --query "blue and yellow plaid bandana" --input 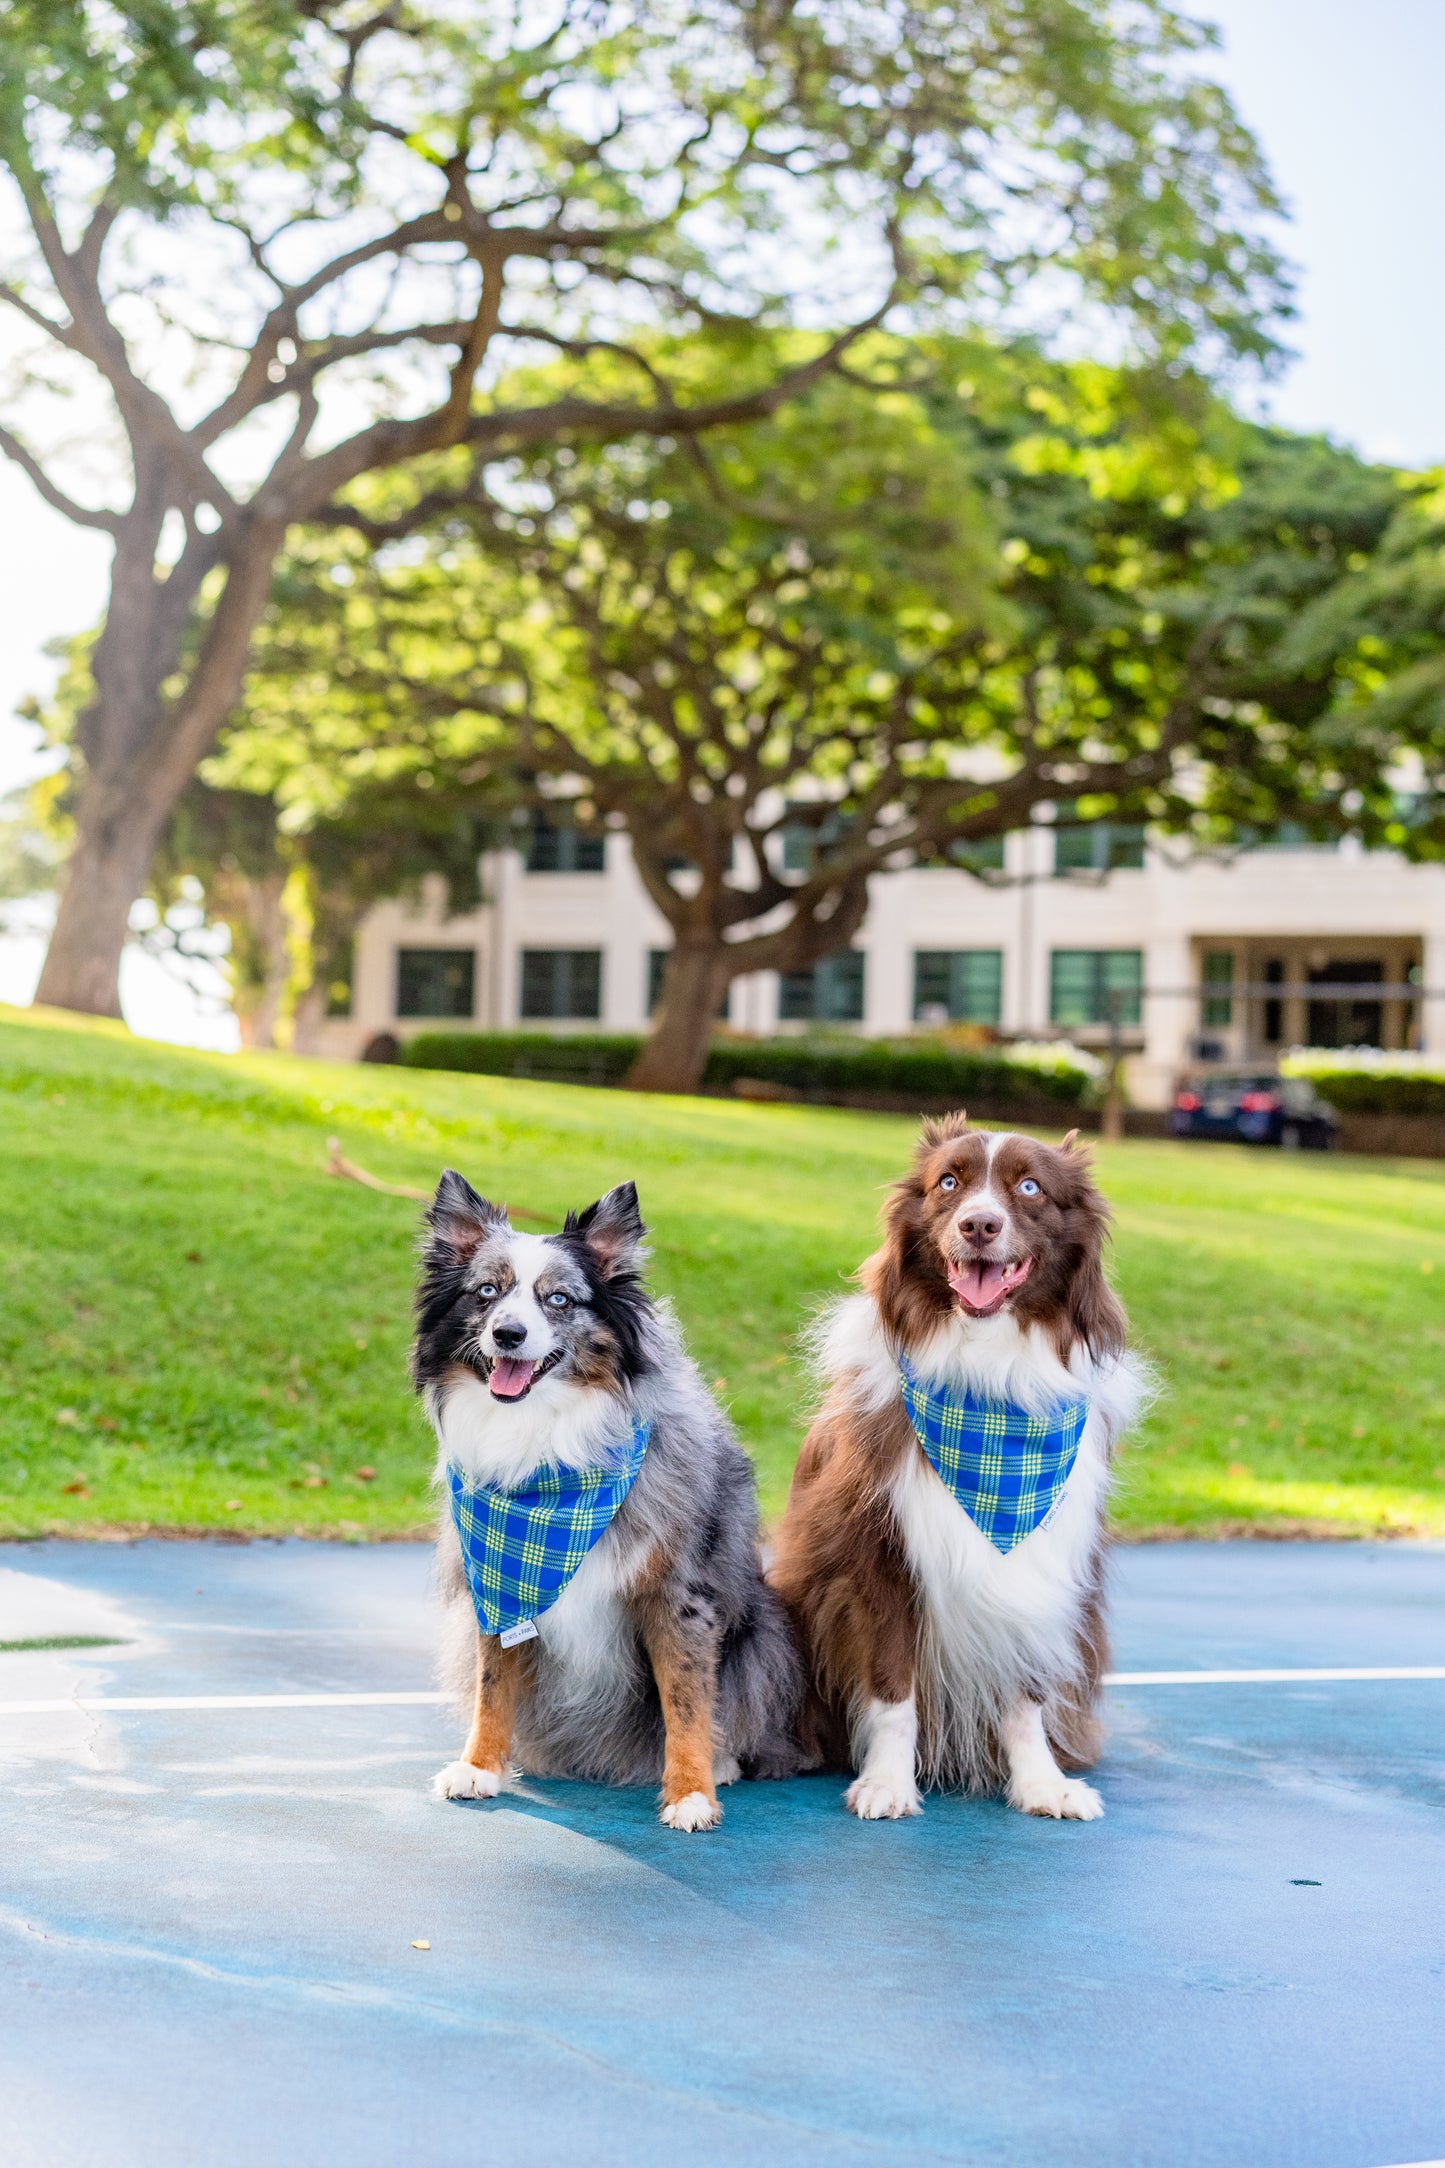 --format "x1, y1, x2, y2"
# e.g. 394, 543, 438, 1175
898, 1359, 1088, 1553
446, 1417, 652, 1638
